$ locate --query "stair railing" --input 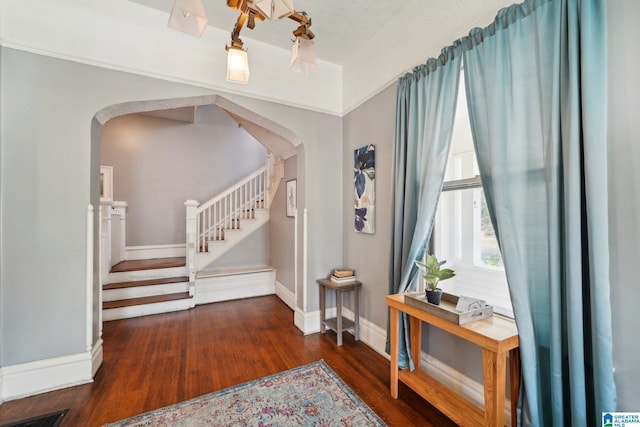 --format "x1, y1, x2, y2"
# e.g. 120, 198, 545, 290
185, 166, 268, 280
